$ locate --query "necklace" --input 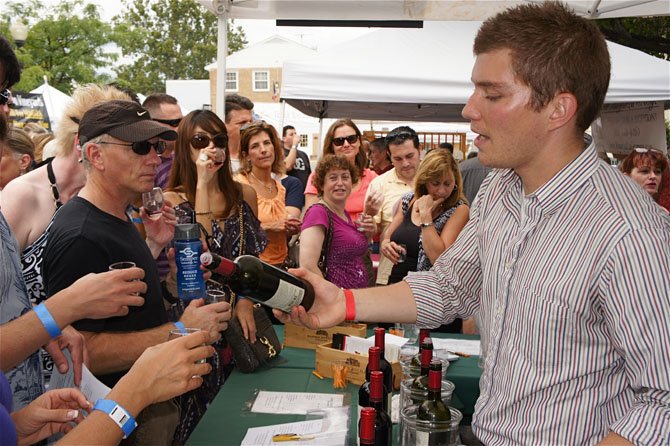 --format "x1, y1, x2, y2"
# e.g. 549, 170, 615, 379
250, 171, 274, 193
